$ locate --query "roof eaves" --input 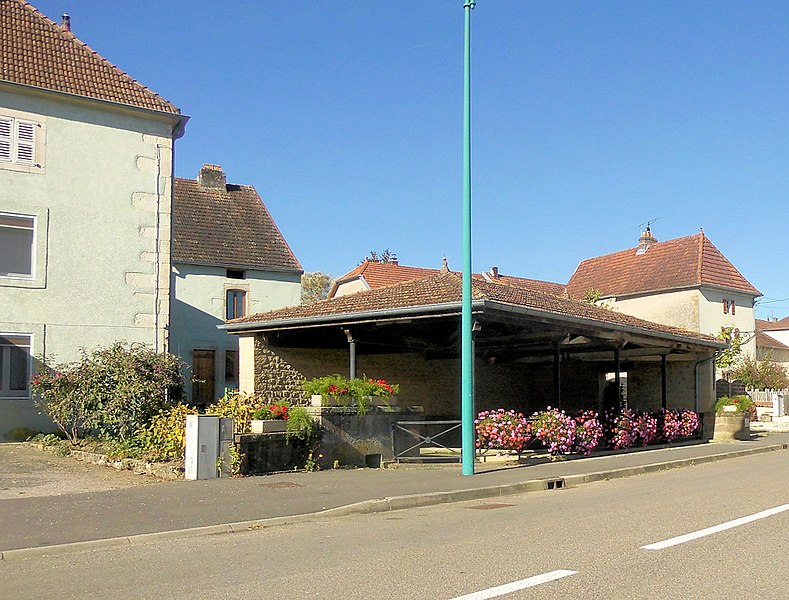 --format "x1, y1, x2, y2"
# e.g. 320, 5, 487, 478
0, 80, 189, 136
483, 299, 724, 349
220, 300, 482, 333
173, 258, 303, 275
